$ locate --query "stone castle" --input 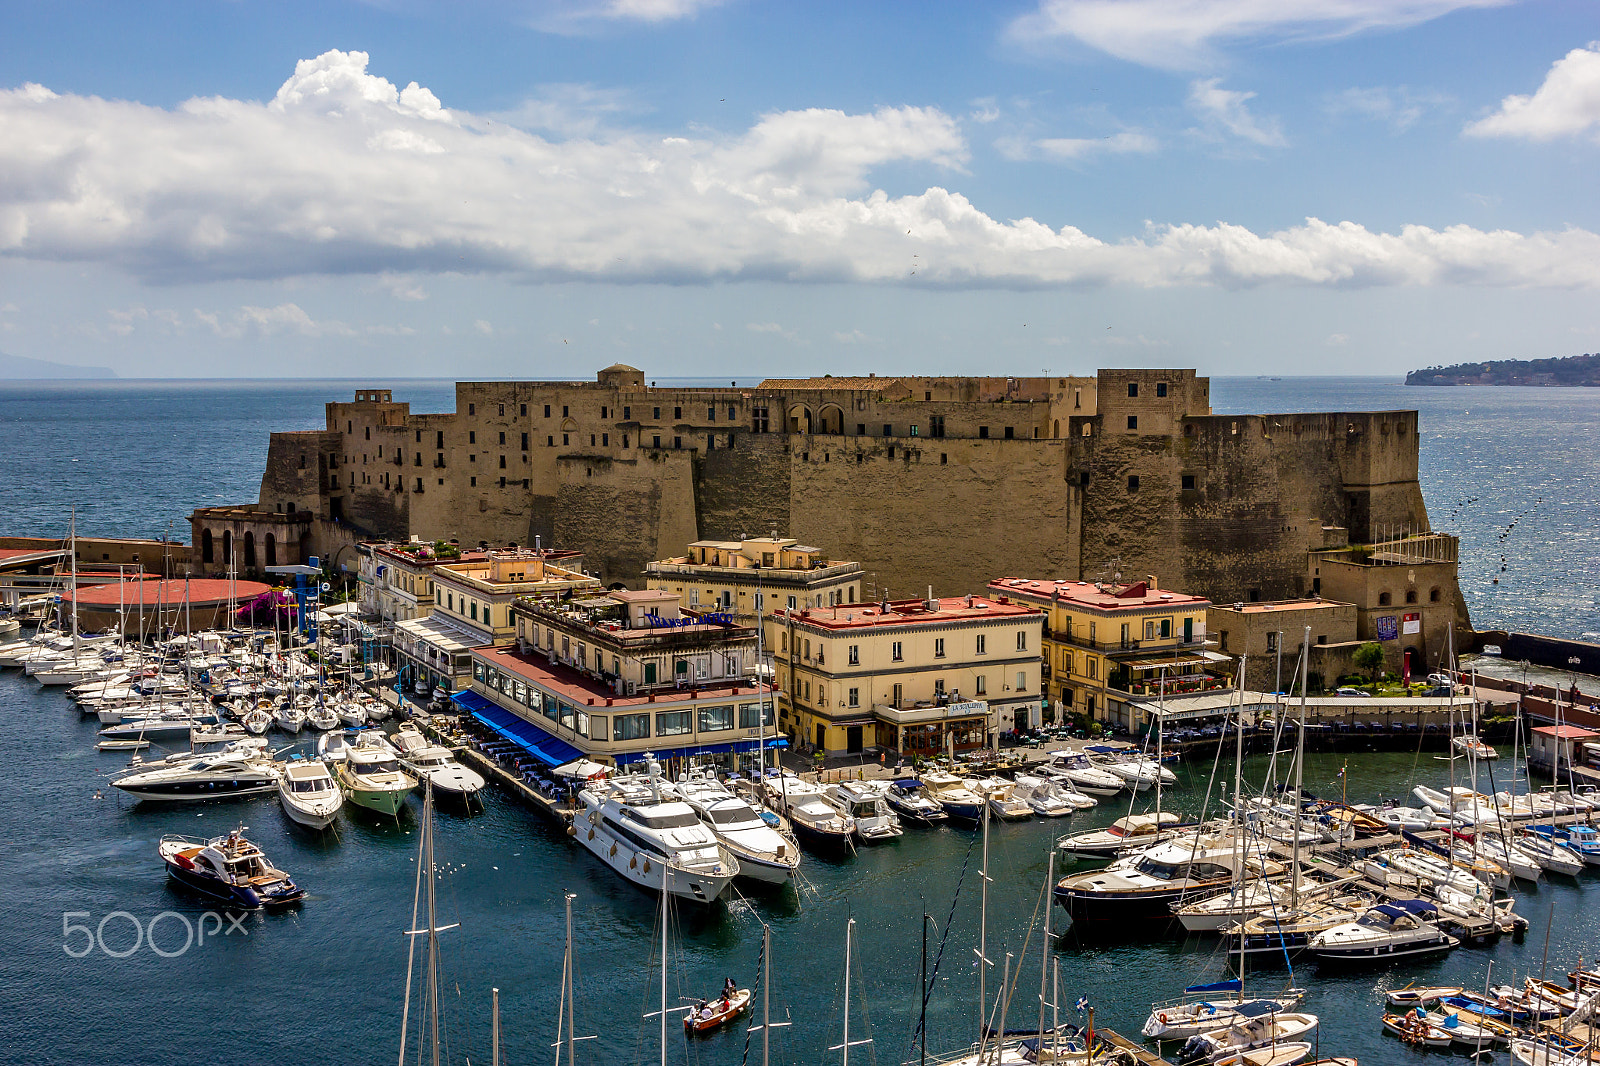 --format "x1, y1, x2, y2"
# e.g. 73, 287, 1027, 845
192, 364, 1470, 667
